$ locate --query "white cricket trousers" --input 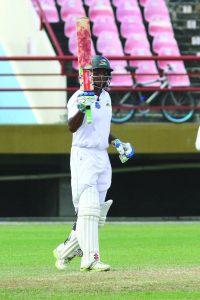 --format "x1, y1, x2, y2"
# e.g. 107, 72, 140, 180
70, 146, 112, 211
